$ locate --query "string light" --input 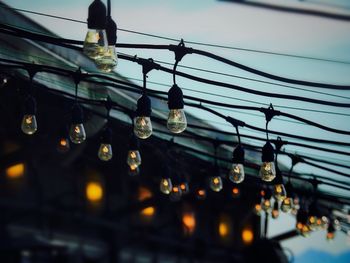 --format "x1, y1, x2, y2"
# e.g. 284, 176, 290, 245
69, 104, 86, 144
272, 200, 280, 219
228, 145, 245, 184
182, 210, 196, 236
126, 135, 141, 168
262, 188, 272, 212
169, 185, 182, 202
296, 209, 311, 237
179, 180, 190, 195
83, 0, 108, 60
98, 127, 113, 161
209, 176, 223, 192
160, 177, 173, 195
259, 142, 276, 182
326, 221, 336, 241
196, 188, 207, 200
6, 163, 25, 179
21, 95, 38, 135
128, 164, 140, 177
57, 127, 70, 153
232, 187, 241, 198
